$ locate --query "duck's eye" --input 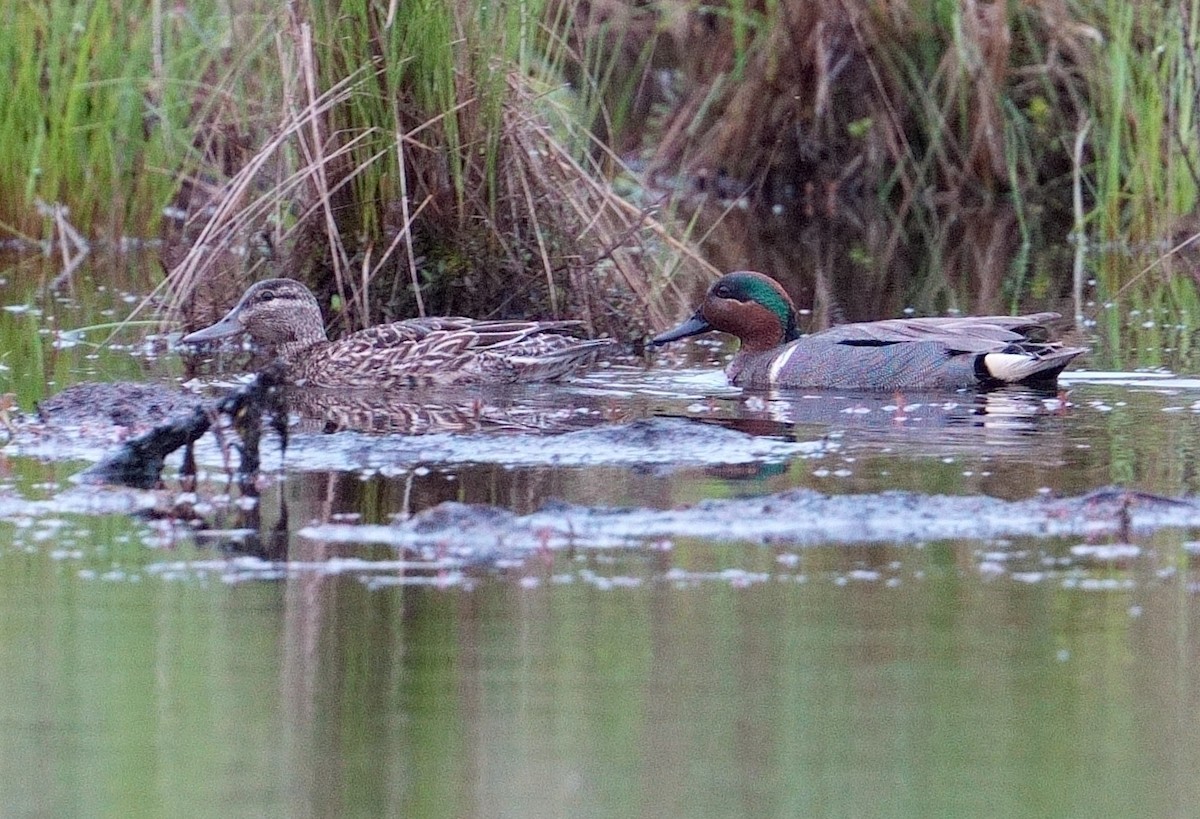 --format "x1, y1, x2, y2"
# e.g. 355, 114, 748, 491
714, 284, 732, 299
259, 290, 275, 302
